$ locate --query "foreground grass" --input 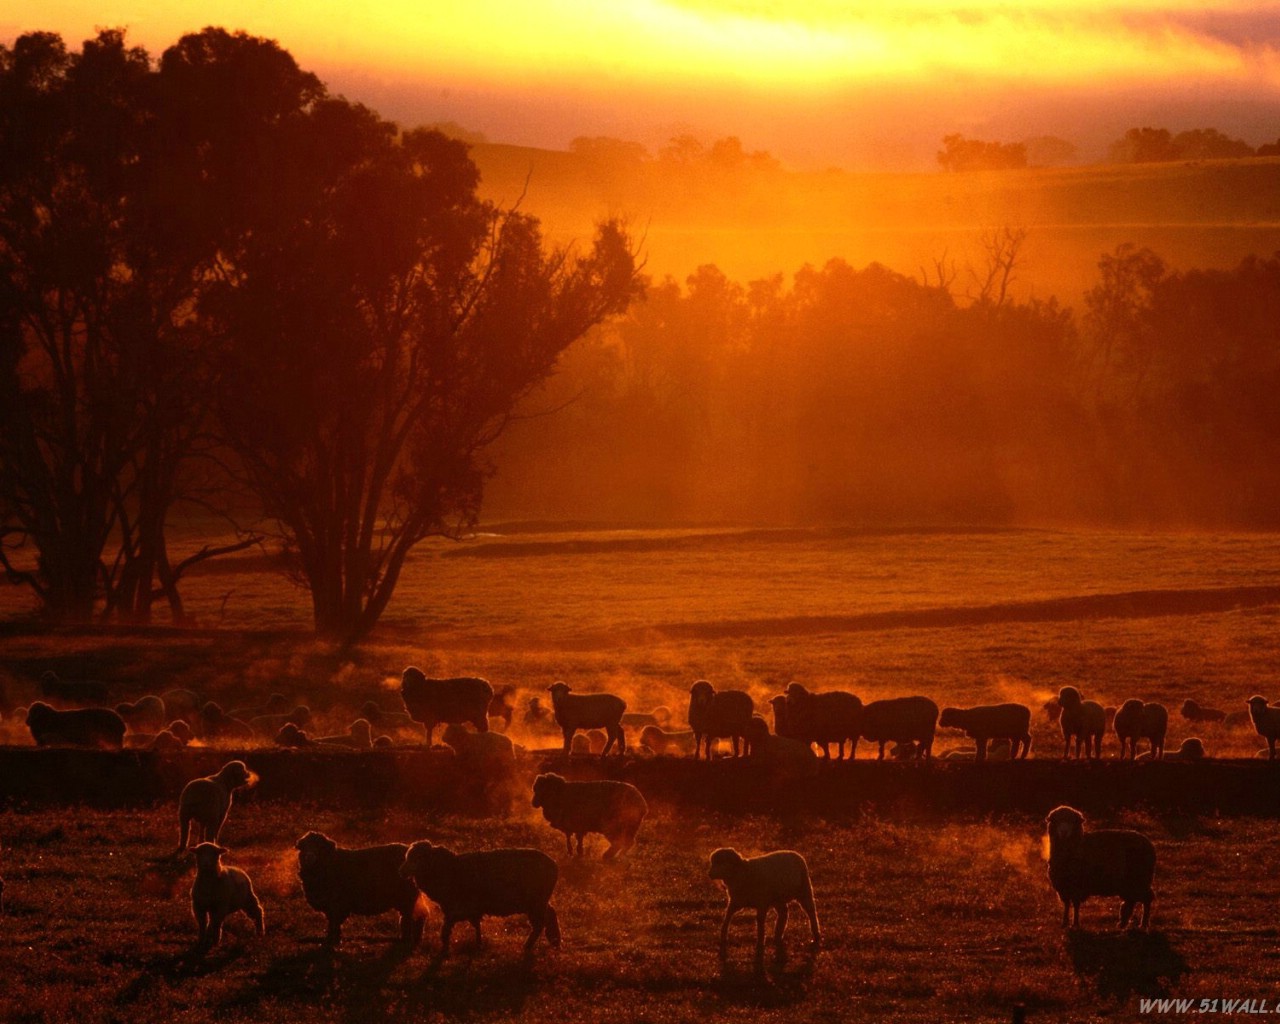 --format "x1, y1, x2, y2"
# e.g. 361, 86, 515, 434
2, 800, 1277, 1023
